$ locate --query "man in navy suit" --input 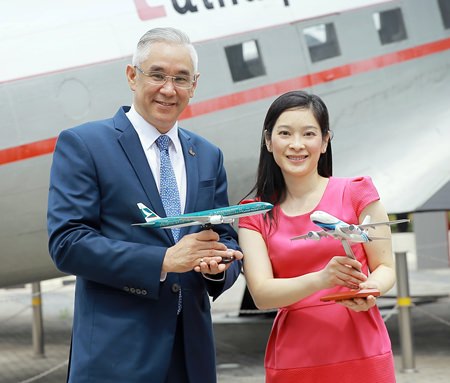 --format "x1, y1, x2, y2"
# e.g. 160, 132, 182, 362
47, 27, 243, 383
